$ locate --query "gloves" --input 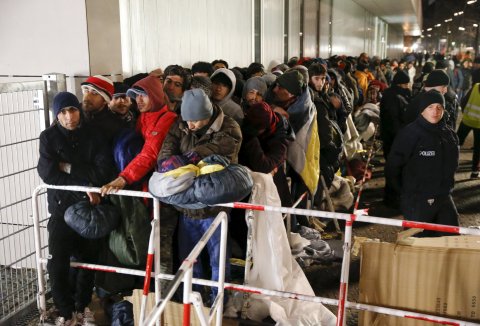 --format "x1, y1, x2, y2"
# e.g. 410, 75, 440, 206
184, 151, 201, 164
156, 152, 201, 173
157, 155, 190, 173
